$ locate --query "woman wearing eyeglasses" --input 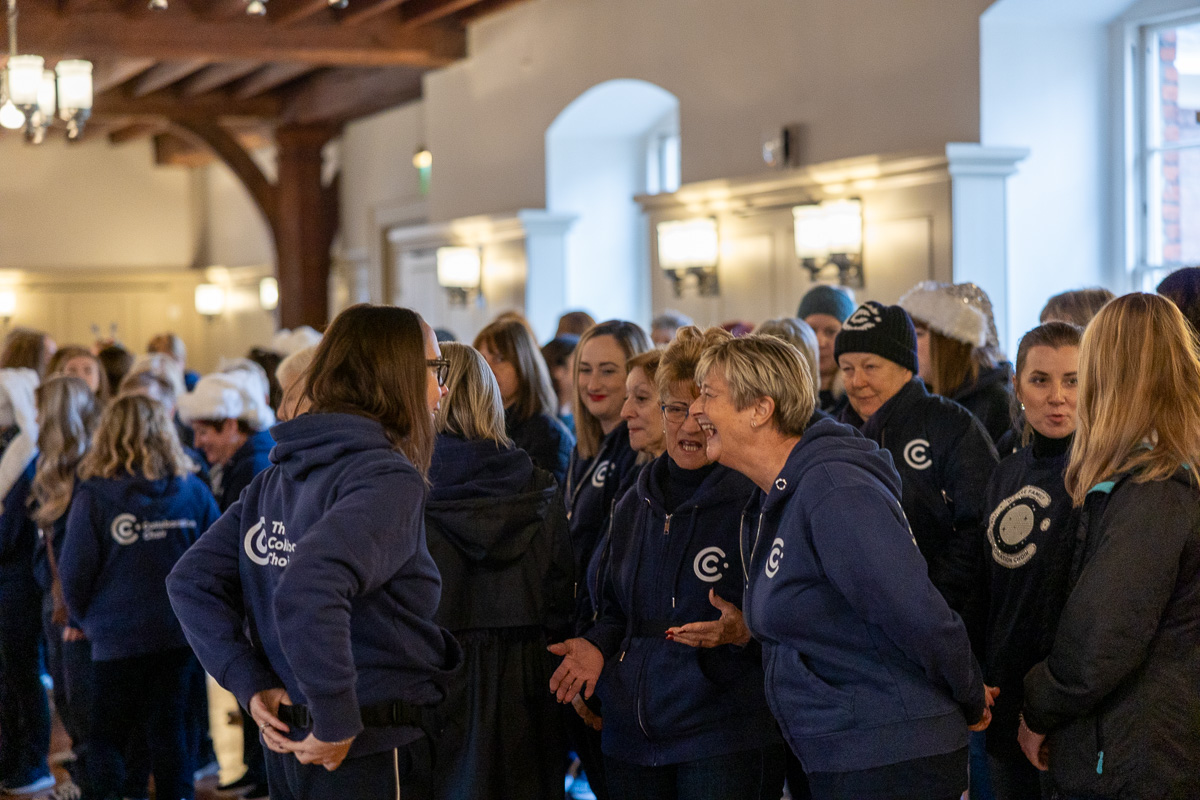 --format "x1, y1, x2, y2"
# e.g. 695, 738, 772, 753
167, 305, 462, 800
550, 326, 785, 800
